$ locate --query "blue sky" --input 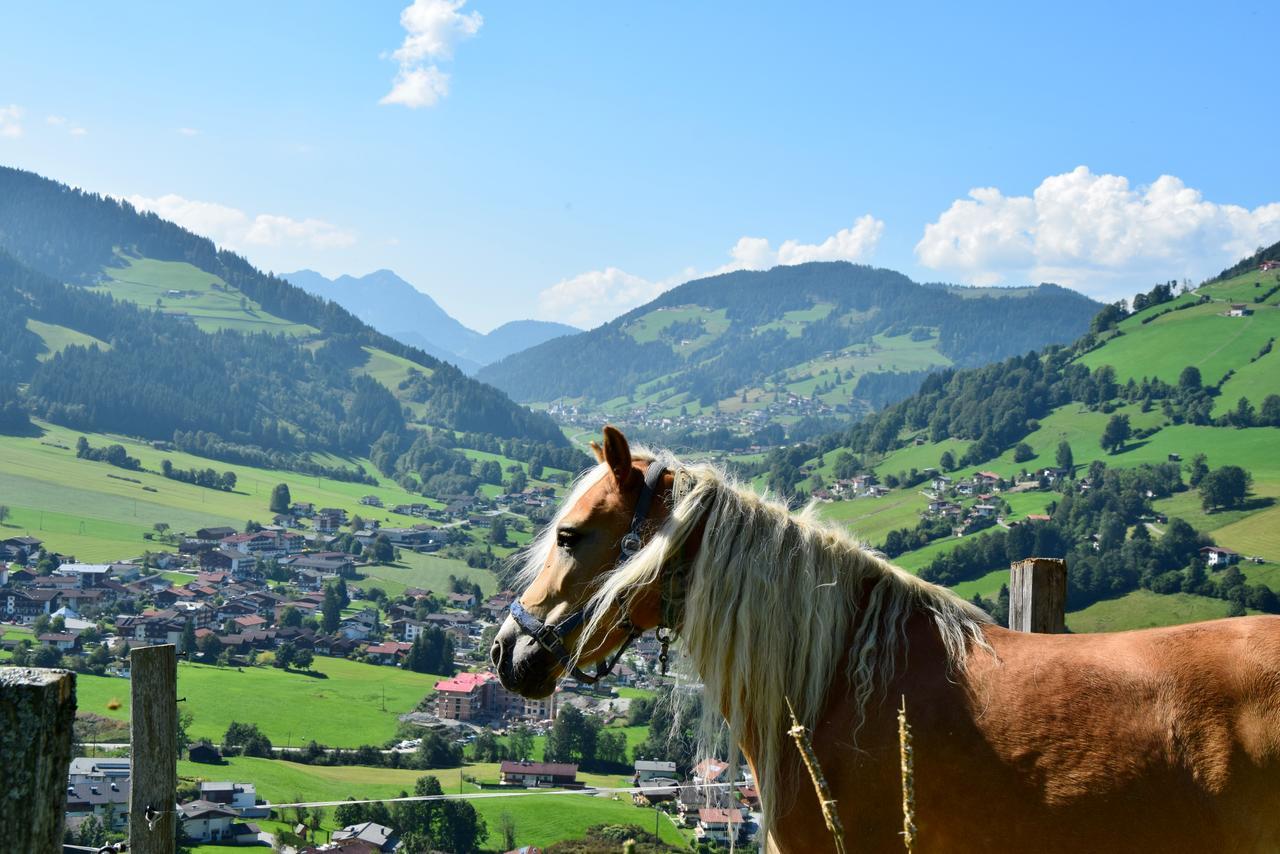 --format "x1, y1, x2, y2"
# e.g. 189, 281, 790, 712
2, 1, 1278, 330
